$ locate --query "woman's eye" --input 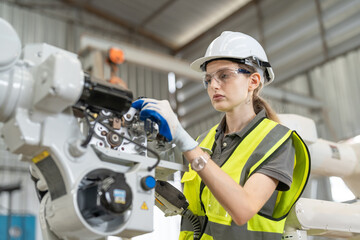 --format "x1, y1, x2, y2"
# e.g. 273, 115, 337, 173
219, 73, 228, 80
